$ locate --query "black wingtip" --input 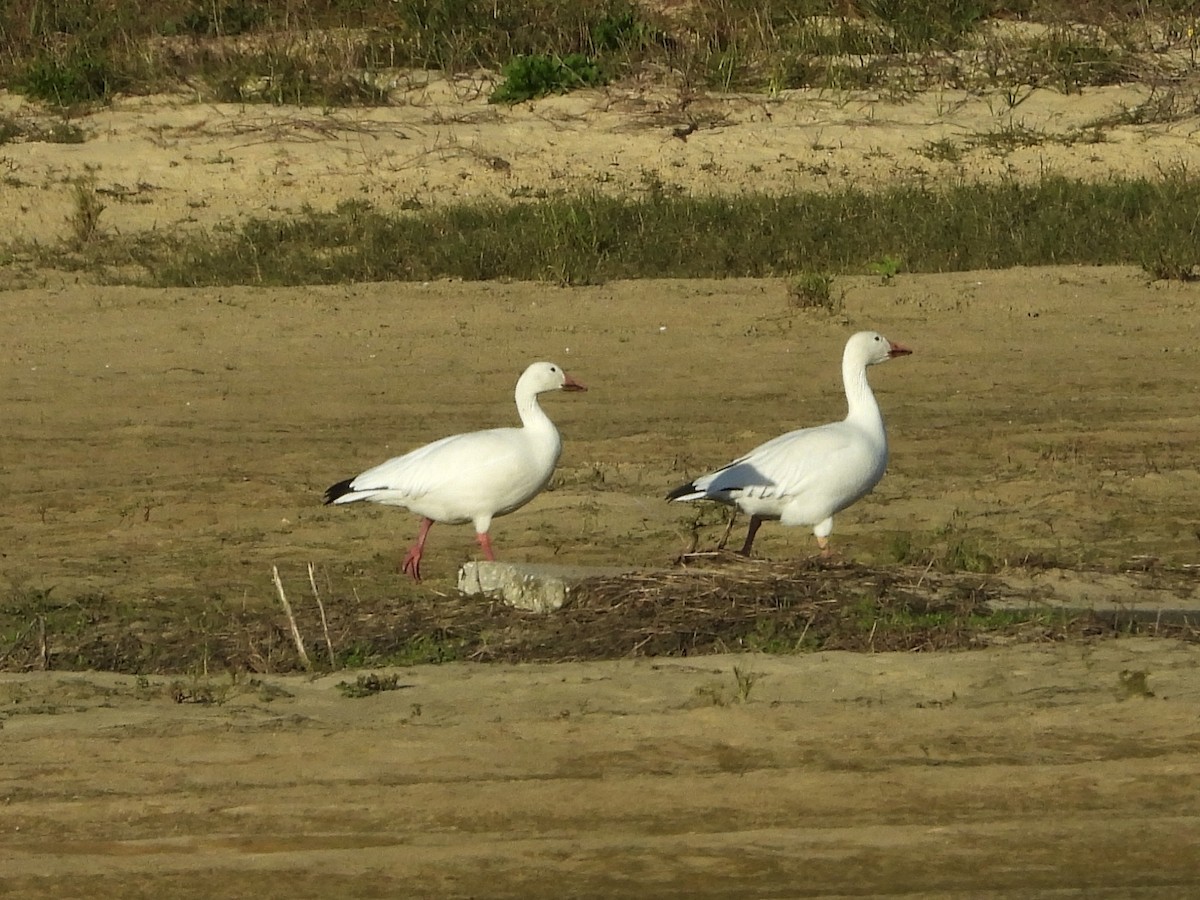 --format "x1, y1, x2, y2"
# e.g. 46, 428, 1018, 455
665, 481, 696, 501
323, 477, 355, 506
